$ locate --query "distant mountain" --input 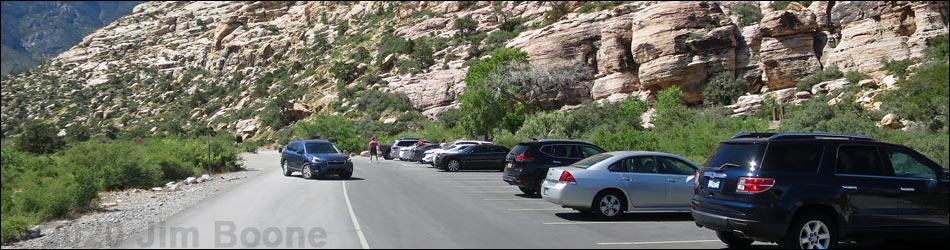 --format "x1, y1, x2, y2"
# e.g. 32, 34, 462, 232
0, 1, 141, 75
